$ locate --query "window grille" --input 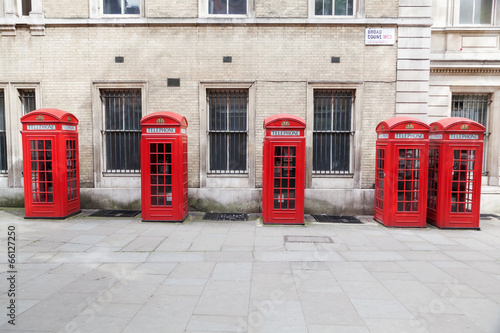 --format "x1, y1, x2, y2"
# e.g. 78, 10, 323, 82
313, 90, 354, 175
315, 0, 353, 15
208, 89, 248, 174
101, 89, 142, 173
0, 90, 6, 174
451, 94, 489, 173
209, 0, 247, 14
19, 89, 36, 114
103, 0, 140, 15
